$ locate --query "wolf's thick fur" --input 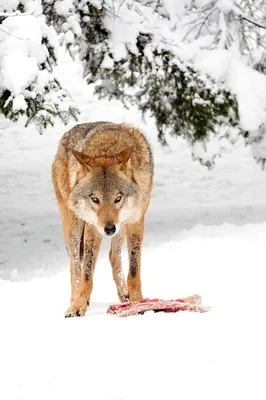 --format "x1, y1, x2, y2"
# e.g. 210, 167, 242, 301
52, 122, 153, 317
